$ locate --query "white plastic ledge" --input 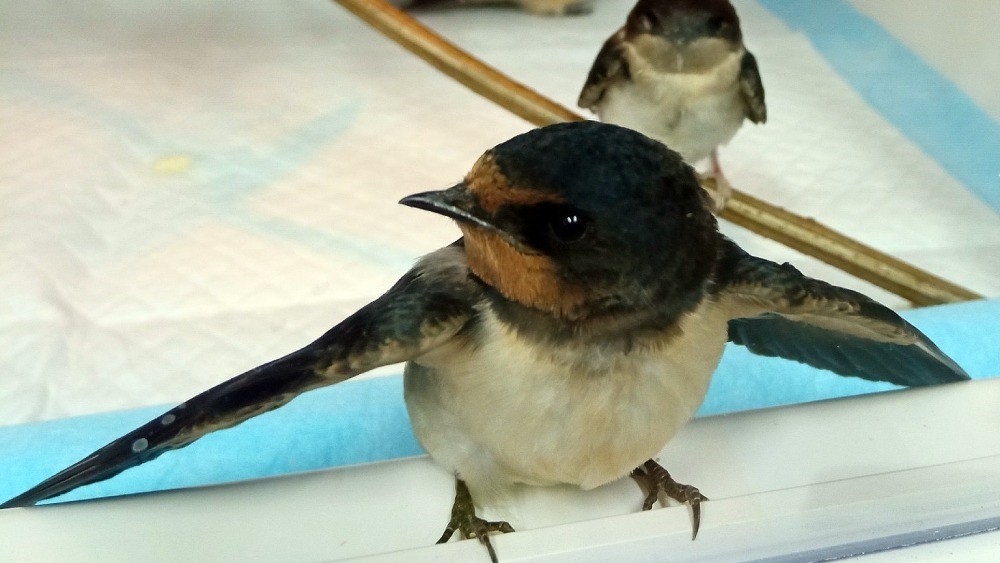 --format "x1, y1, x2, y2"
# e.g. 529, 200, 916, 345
2, 378, 998, 562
